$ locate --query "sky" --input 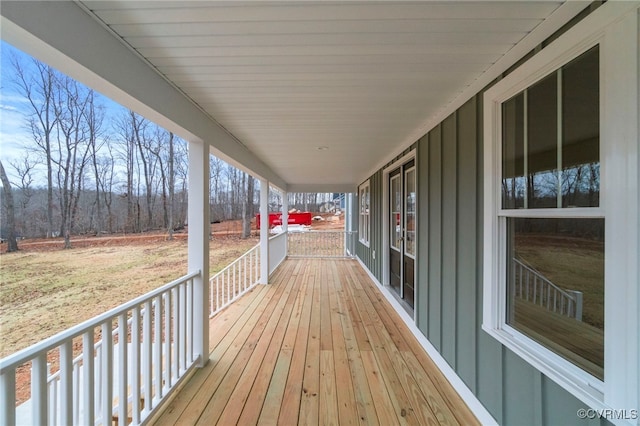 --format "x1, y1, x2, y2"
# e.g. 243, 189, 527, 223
0, 40, 254, 192
0, 41, 33, 166
0, 40, 136, 184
